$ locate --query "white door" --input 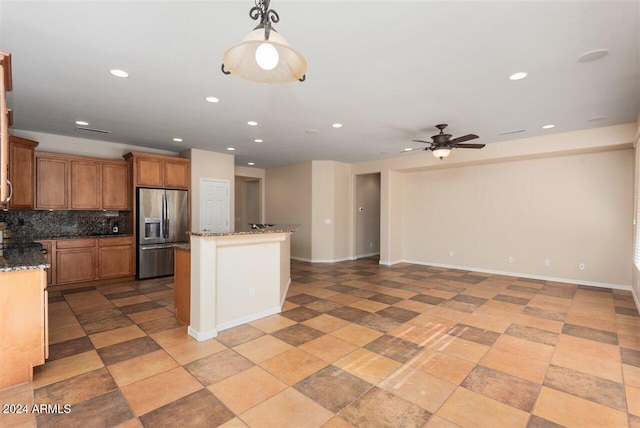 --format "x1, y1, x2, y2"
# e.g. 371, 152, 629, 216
200, 179, 230, 233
